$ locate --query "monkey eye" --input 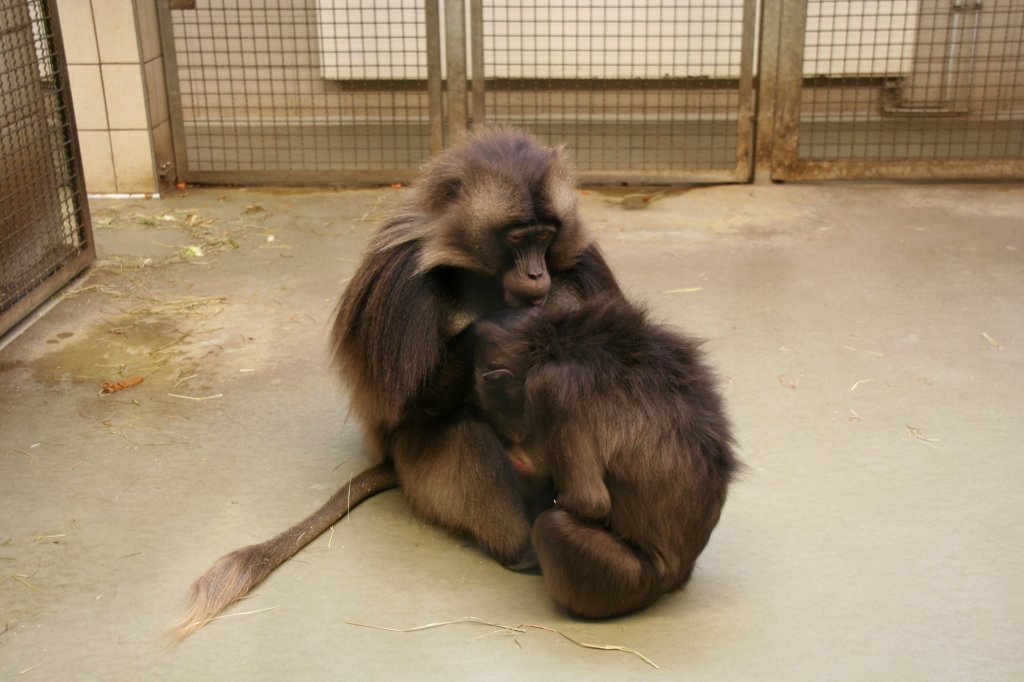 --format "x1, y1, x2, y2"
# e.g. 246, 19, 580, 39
535, 231, 554, 245
506, 231, 526, 245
